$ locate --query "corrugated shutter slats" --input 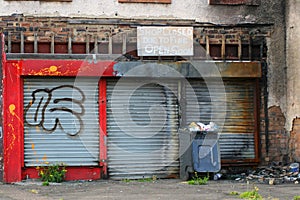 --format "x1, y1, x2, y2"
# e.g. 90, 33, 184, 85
107, 79, 179, 179
24, 78, 100, 166
186, 80, 256, 160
